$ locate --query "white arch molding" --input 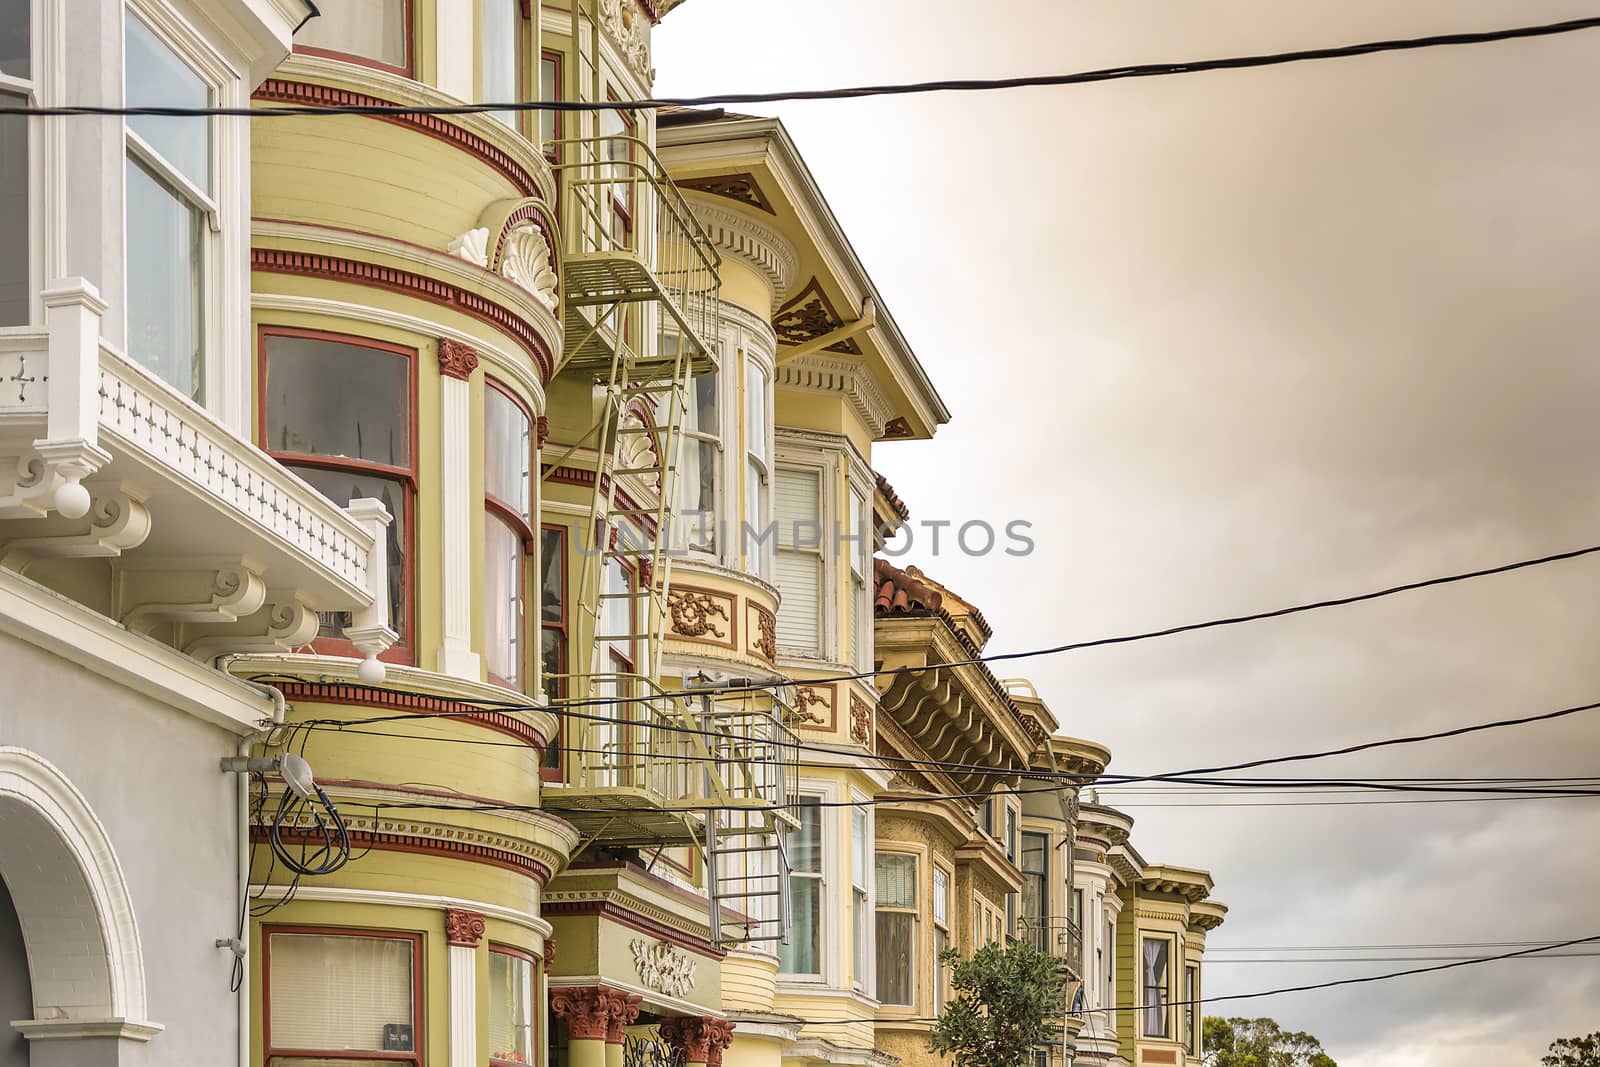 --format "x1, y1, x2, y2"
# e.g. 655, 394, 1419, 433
0, 747, 161, 1044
